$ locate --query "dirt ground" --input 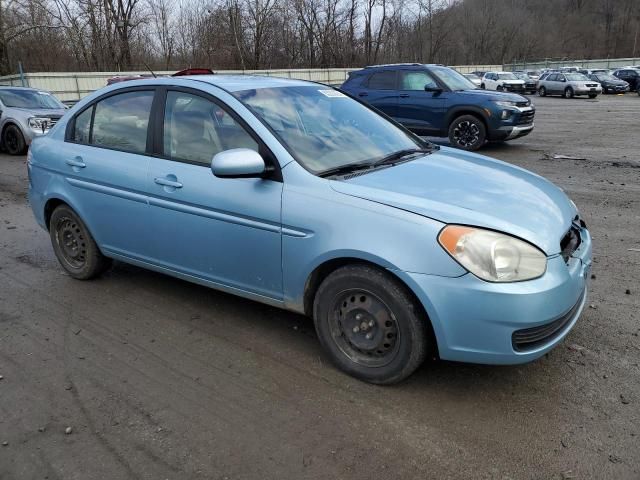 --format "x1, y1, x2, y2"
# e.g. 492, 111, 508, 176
0, 93, 639, 480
